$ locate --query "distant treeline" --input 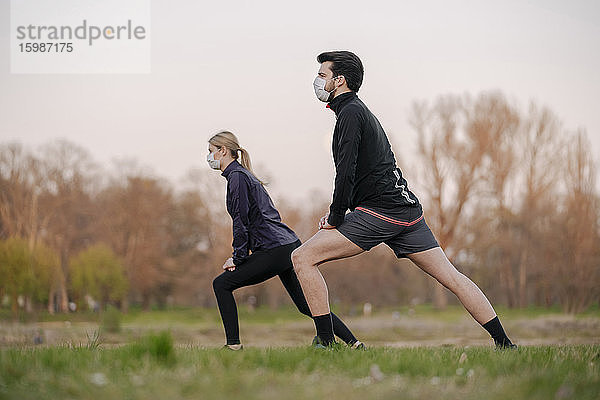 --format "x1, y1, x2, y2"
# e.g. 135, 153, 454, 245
0, 91, 598, 317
